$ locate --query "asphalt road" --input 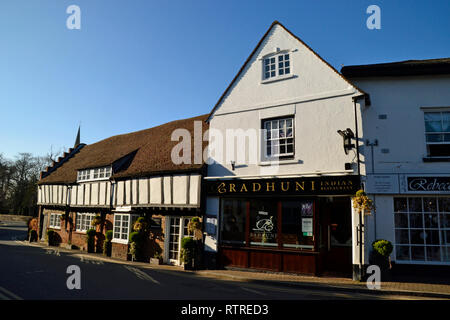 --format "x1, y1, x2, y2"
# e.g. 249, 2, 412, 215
0, 221, 433, 301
